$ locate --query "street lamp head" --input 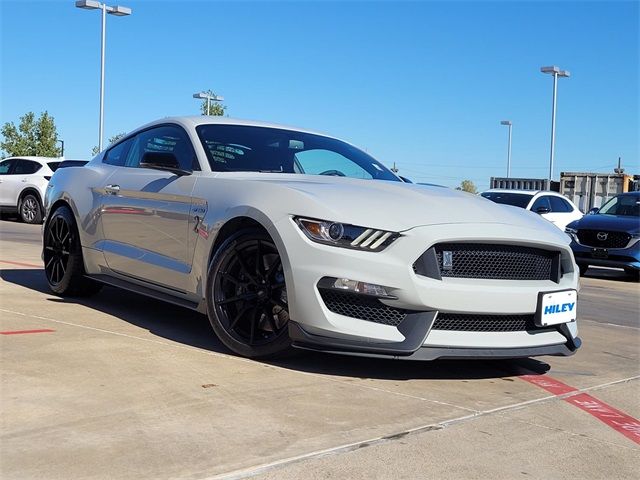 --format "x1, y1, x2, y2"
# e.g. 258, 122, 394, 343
541, 65, 570, 78
108, 5, 132, 16
193, 92, 224, 101
500, 120, 512, 126
75, 0, 101, 9
541, 65, 560, 74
